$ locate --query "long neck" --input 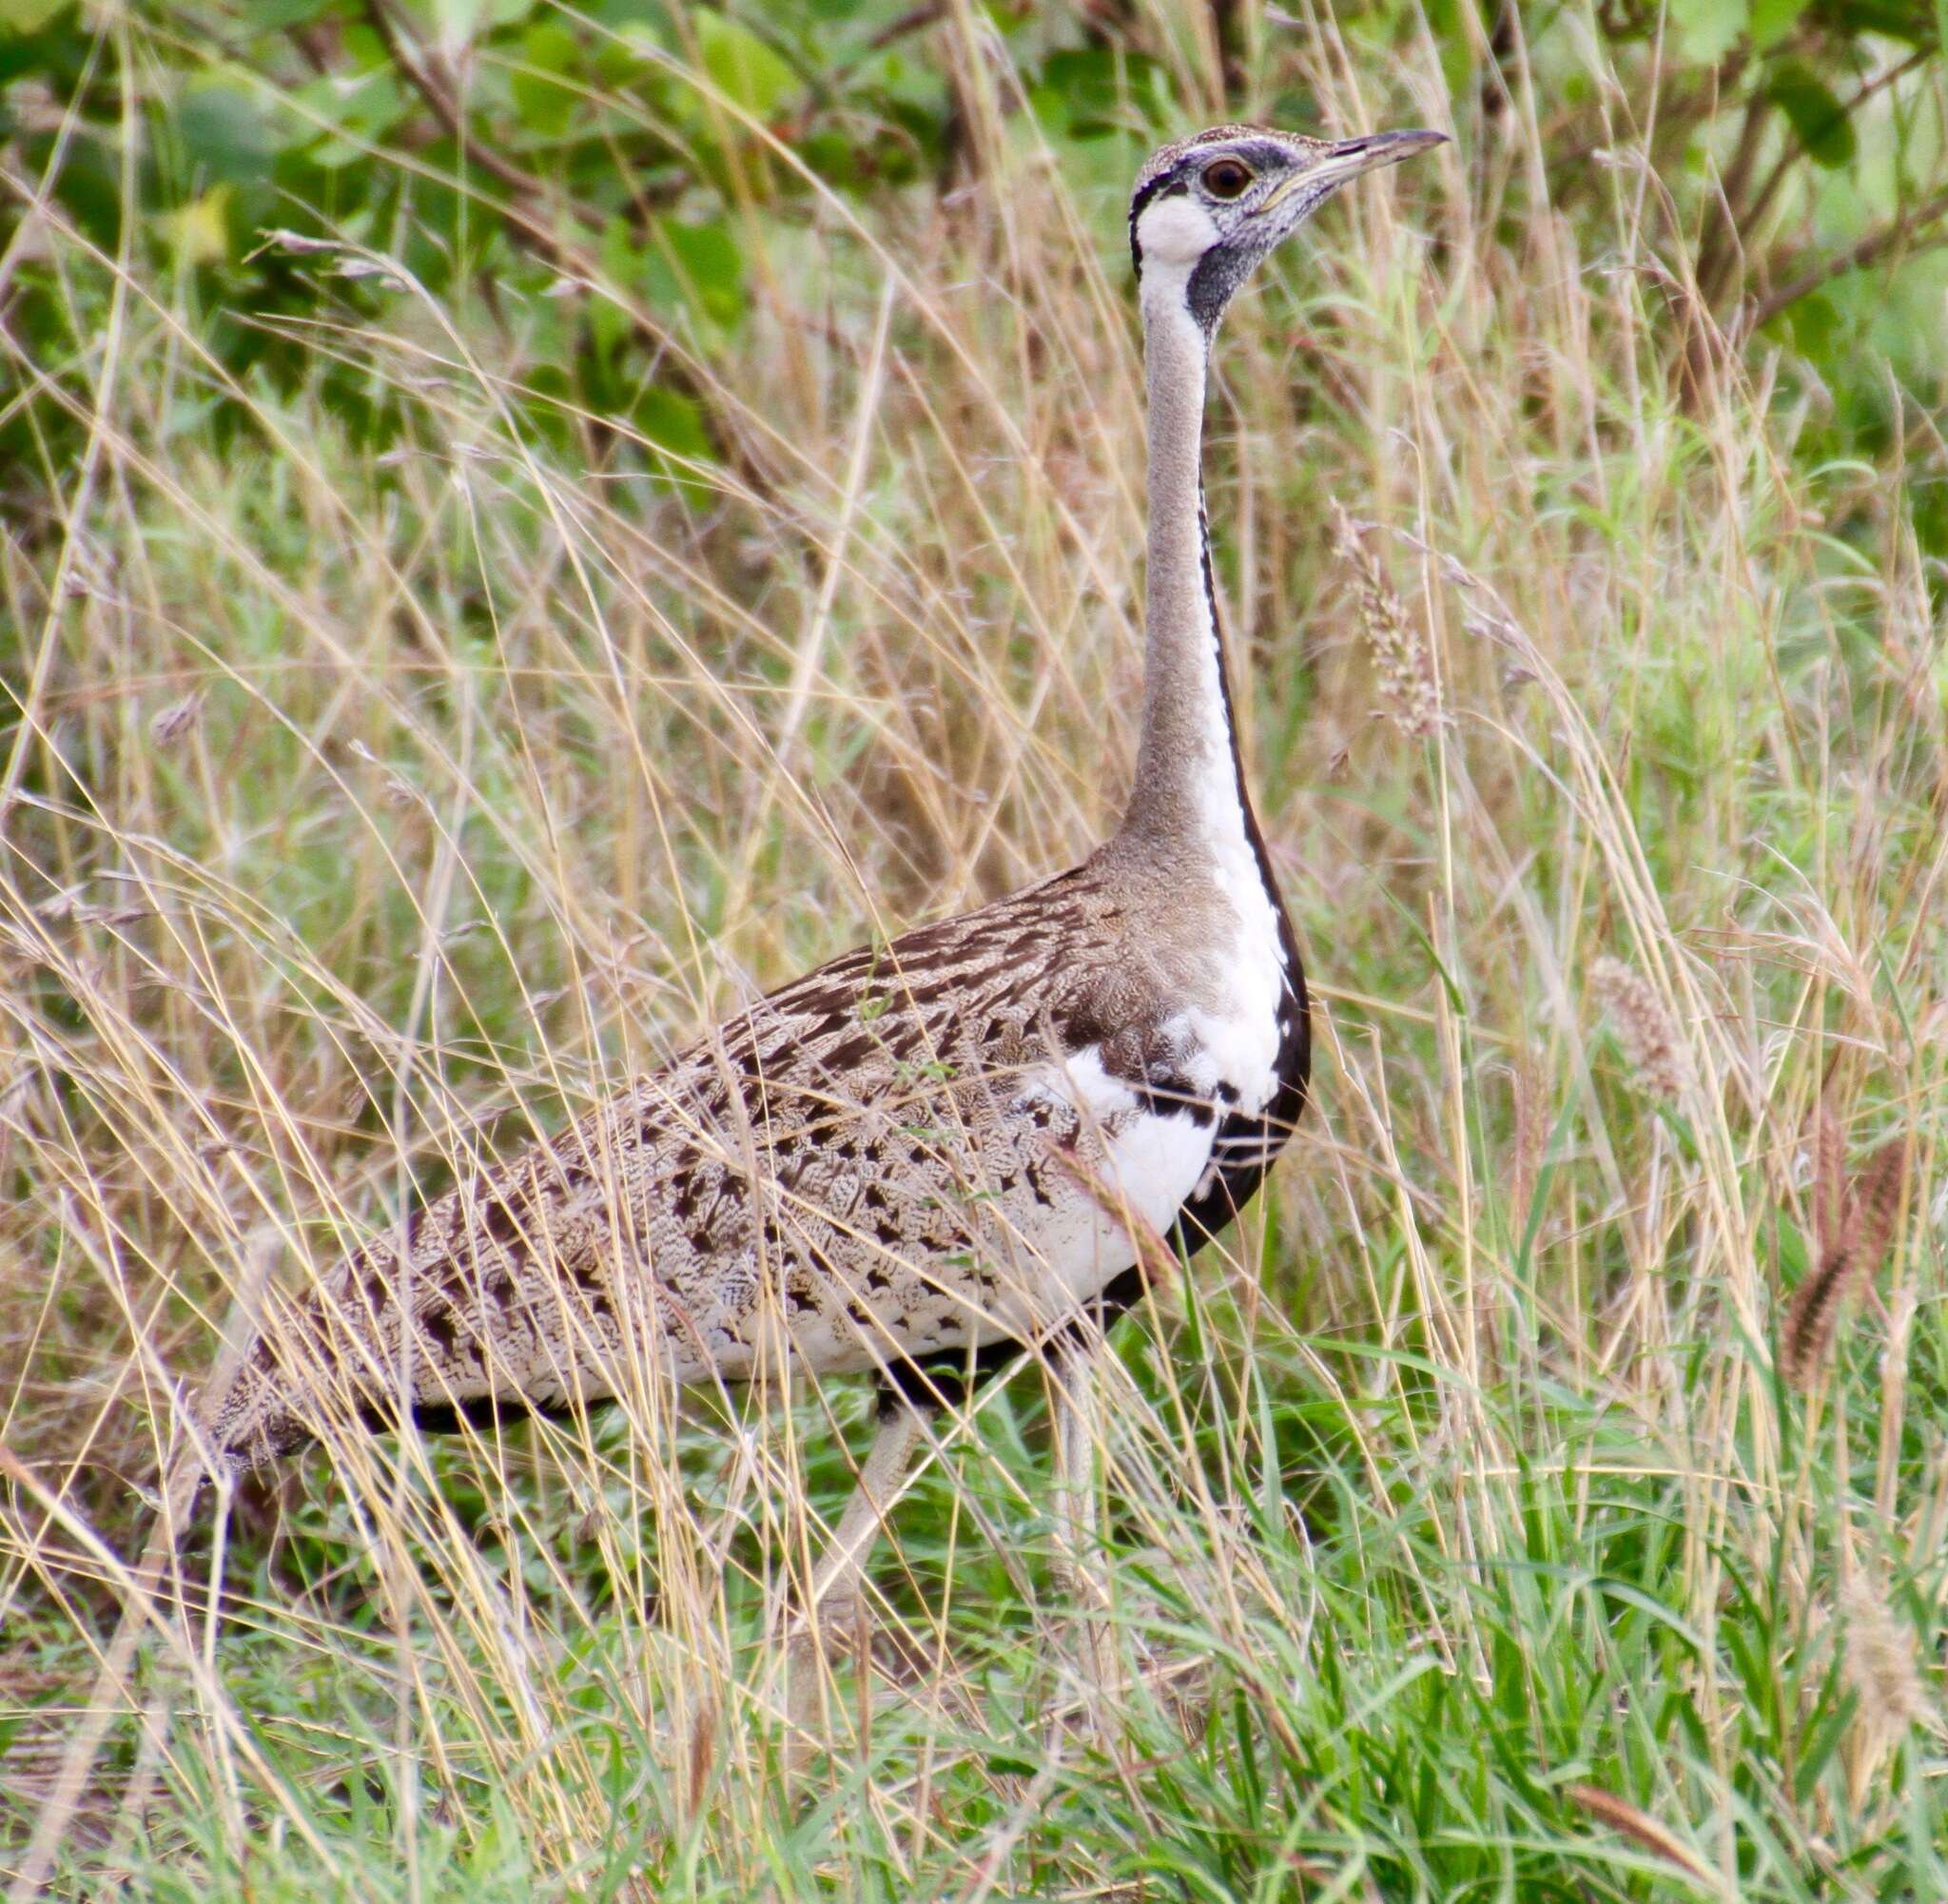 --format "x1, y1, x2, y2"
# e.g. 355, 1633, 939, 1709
1118, 282, 1254, 859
